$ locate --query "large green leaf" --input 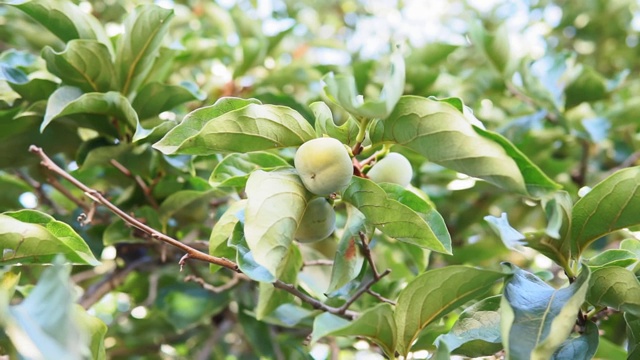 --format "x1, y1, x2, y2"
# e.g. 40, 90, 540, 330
586, 267, 640, 316
341, 176, 451, 253
153, 98, 315, 155
326, 206, 366, 293
394, 266, 506, 356
625, 313, 640, 357
256, 245, 302, 320
323, 51, 405, 119
115, 5, 174, 95
208, 152, 290, 189
311, 101, 359, 146
371, 96, 559, 195
228, 222, 275, 283
0, 210, 100, 266
551, 321, 598, 360
132, 81, 205, 120
564, 65, 607, 109
584, 249, 637, 270
571, 166, 640, 256
244, 169, 310, 277
42, 87, 137, 133
42, 39, 115, 92
209, 200, 247, 273
11, 0, 112, 52
501, 265, 590, 360
311, 303, 396, 357
0, 257, 105, 359
435, 295, 502, 357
